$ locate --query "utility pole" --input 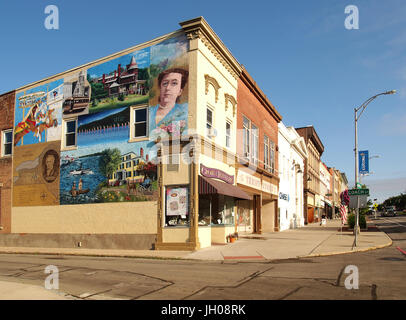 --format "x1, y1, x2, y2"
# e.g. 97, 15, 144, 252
353, 90, 395, 246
